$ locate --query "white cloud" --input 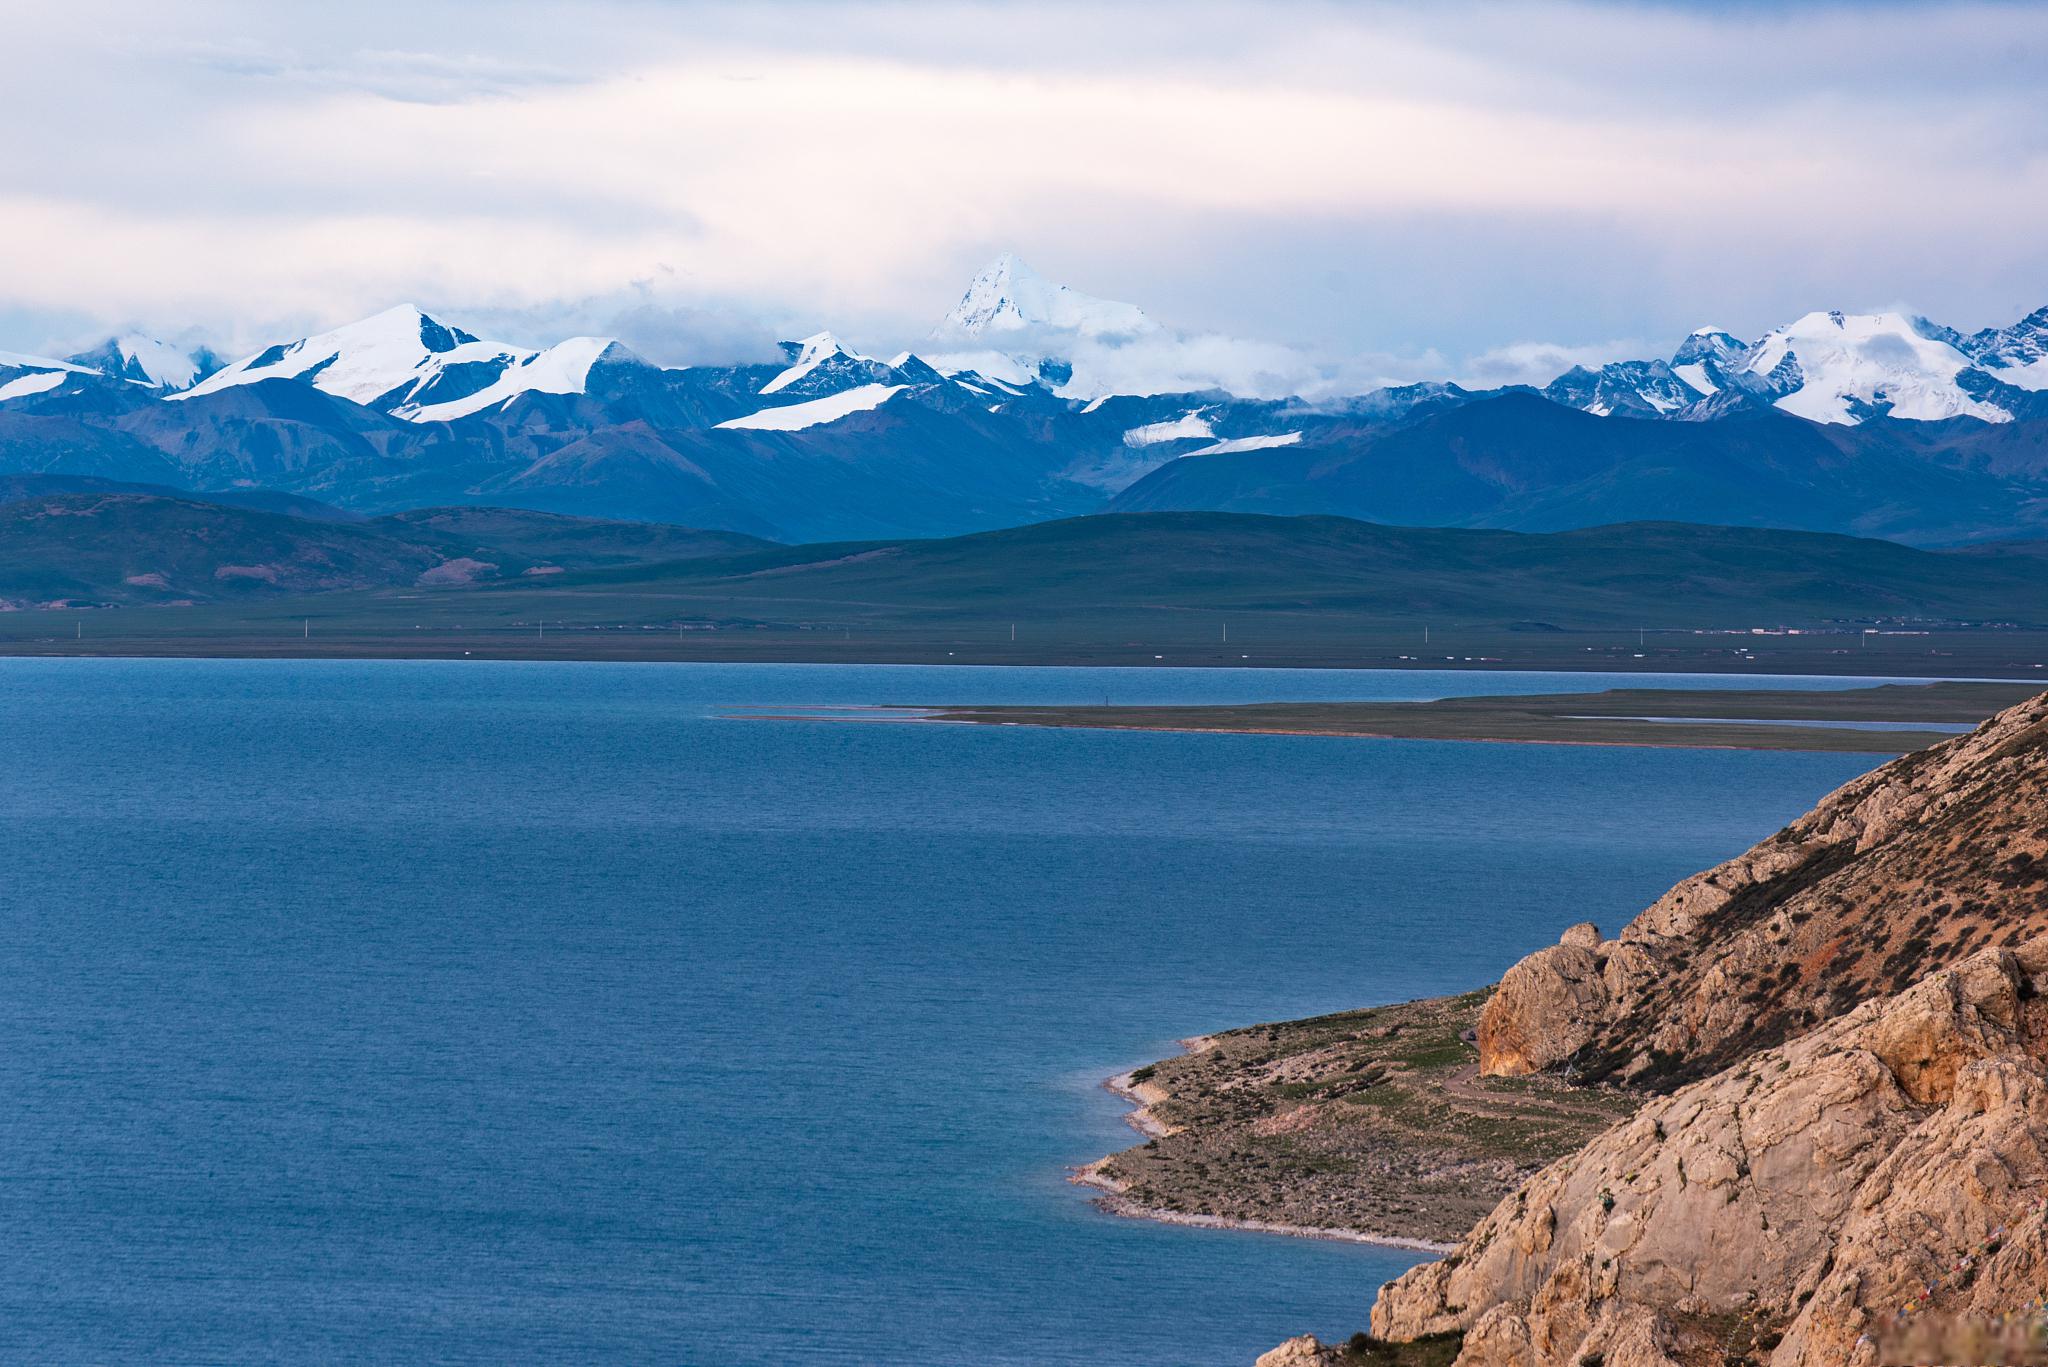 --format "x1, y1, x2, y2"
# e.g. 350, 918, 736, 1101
0, 1, 2044, 373
1461, 339, 1660, 389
